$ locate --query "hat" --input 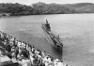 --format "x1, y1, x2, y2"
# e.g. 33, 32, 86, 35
55, 59, 59, 62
